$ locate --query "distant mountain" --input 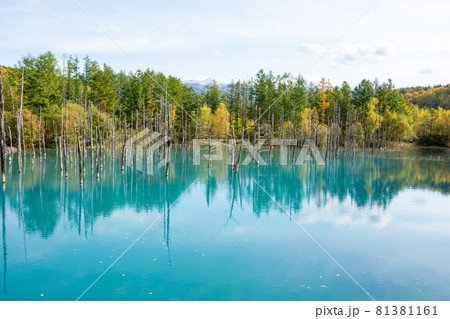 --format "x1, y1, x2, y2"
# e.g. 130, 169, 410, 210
183, 78, 229, 93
